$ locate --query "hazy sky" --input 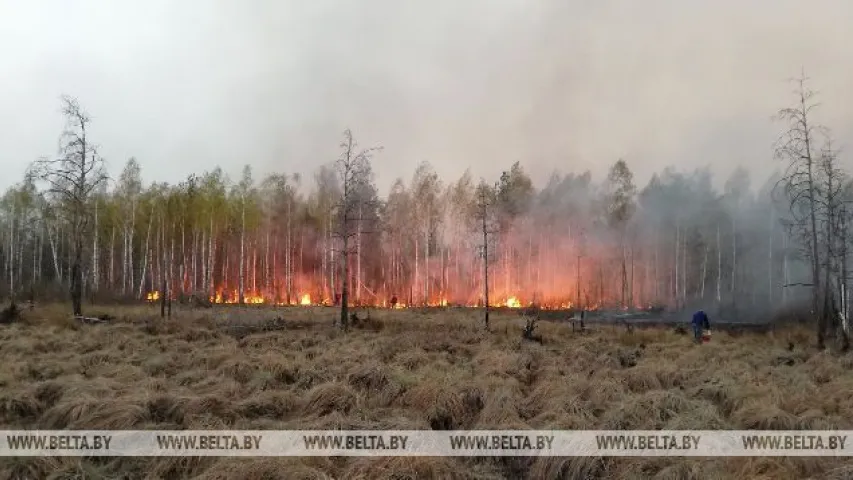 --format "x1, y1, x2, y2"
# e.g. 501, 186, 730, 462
1, 0, 852, 195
